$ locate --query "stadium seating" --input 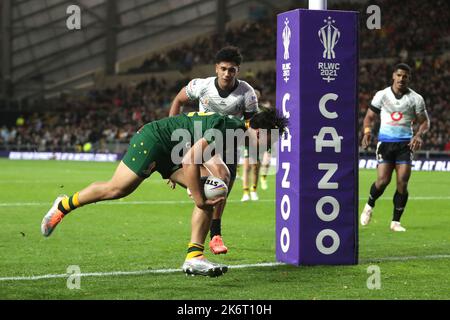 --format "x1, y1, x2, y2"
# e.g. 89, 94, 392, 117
0, 0, 449, 153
